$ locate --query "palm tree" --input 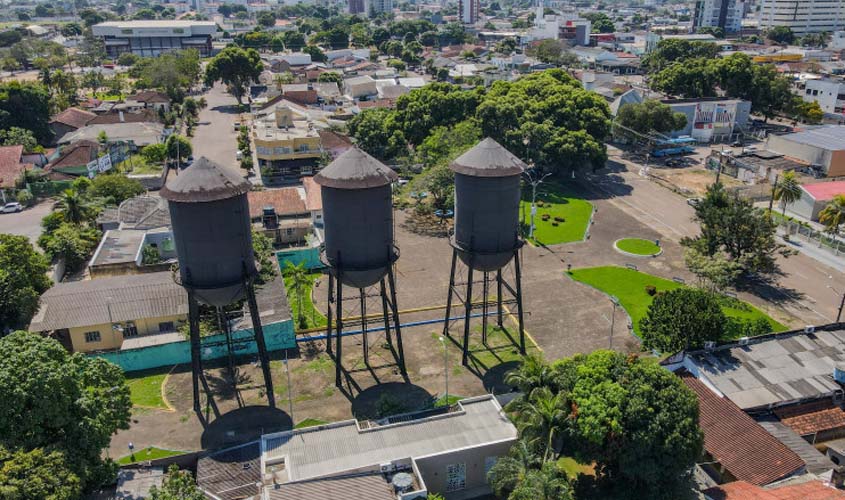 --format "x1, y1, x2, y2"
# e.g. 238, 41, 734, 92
820, 194, 845, 236
487, 440, 542, 498
283, 261, 310, 328
56, 188, 94, 225
773, 170, 802, 217
508, 462, 573, 500
504, 355, 556, 398
508, 387, 570, 462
